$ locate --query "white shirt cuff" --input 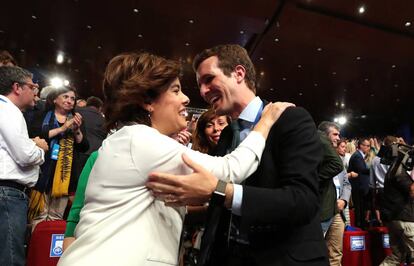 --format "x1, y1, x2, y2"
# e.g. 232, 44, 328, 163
231, 184, 243, 216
